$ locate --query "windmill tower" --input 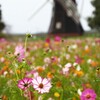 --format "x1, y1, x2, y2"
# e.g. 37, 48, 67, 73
0, 5, 5, 32
49, 0, 84, 35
